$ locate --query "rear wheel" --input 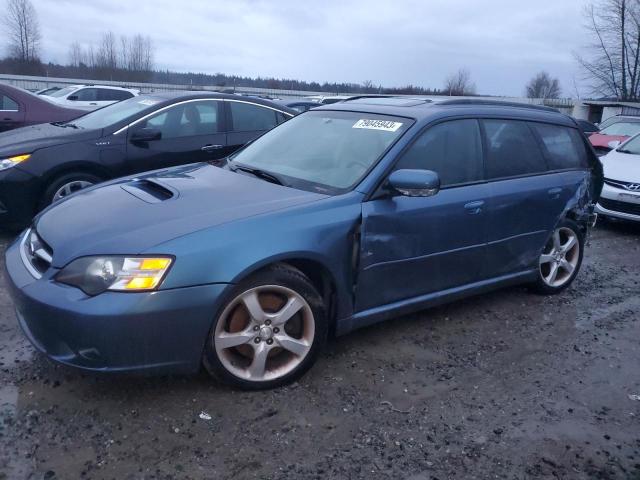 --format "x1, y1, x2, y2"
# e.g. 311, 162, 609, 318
40, 172, 102, 210
203, 264, 327, 390
532, 219, 584, 294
